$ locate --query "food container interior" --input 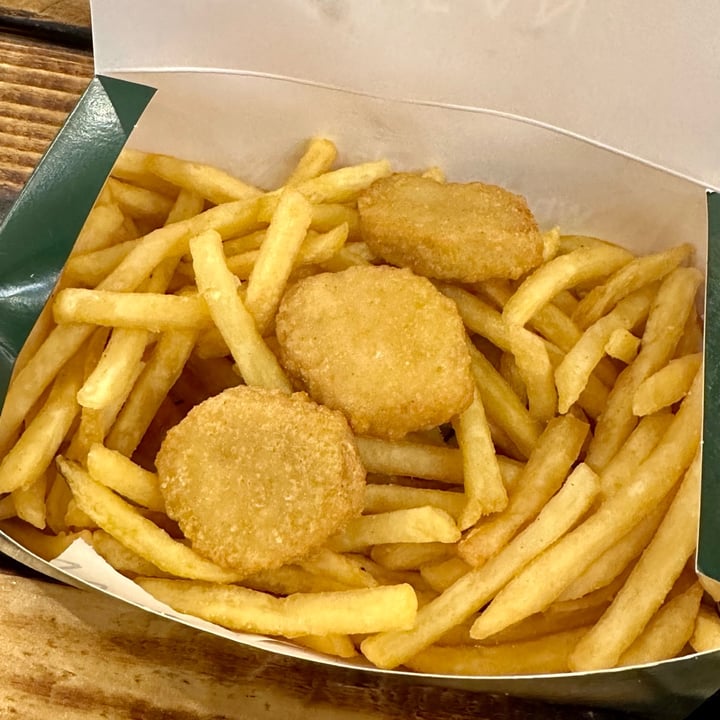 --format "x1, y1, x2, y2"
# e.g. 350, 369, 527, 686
1, 2, 719, 718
